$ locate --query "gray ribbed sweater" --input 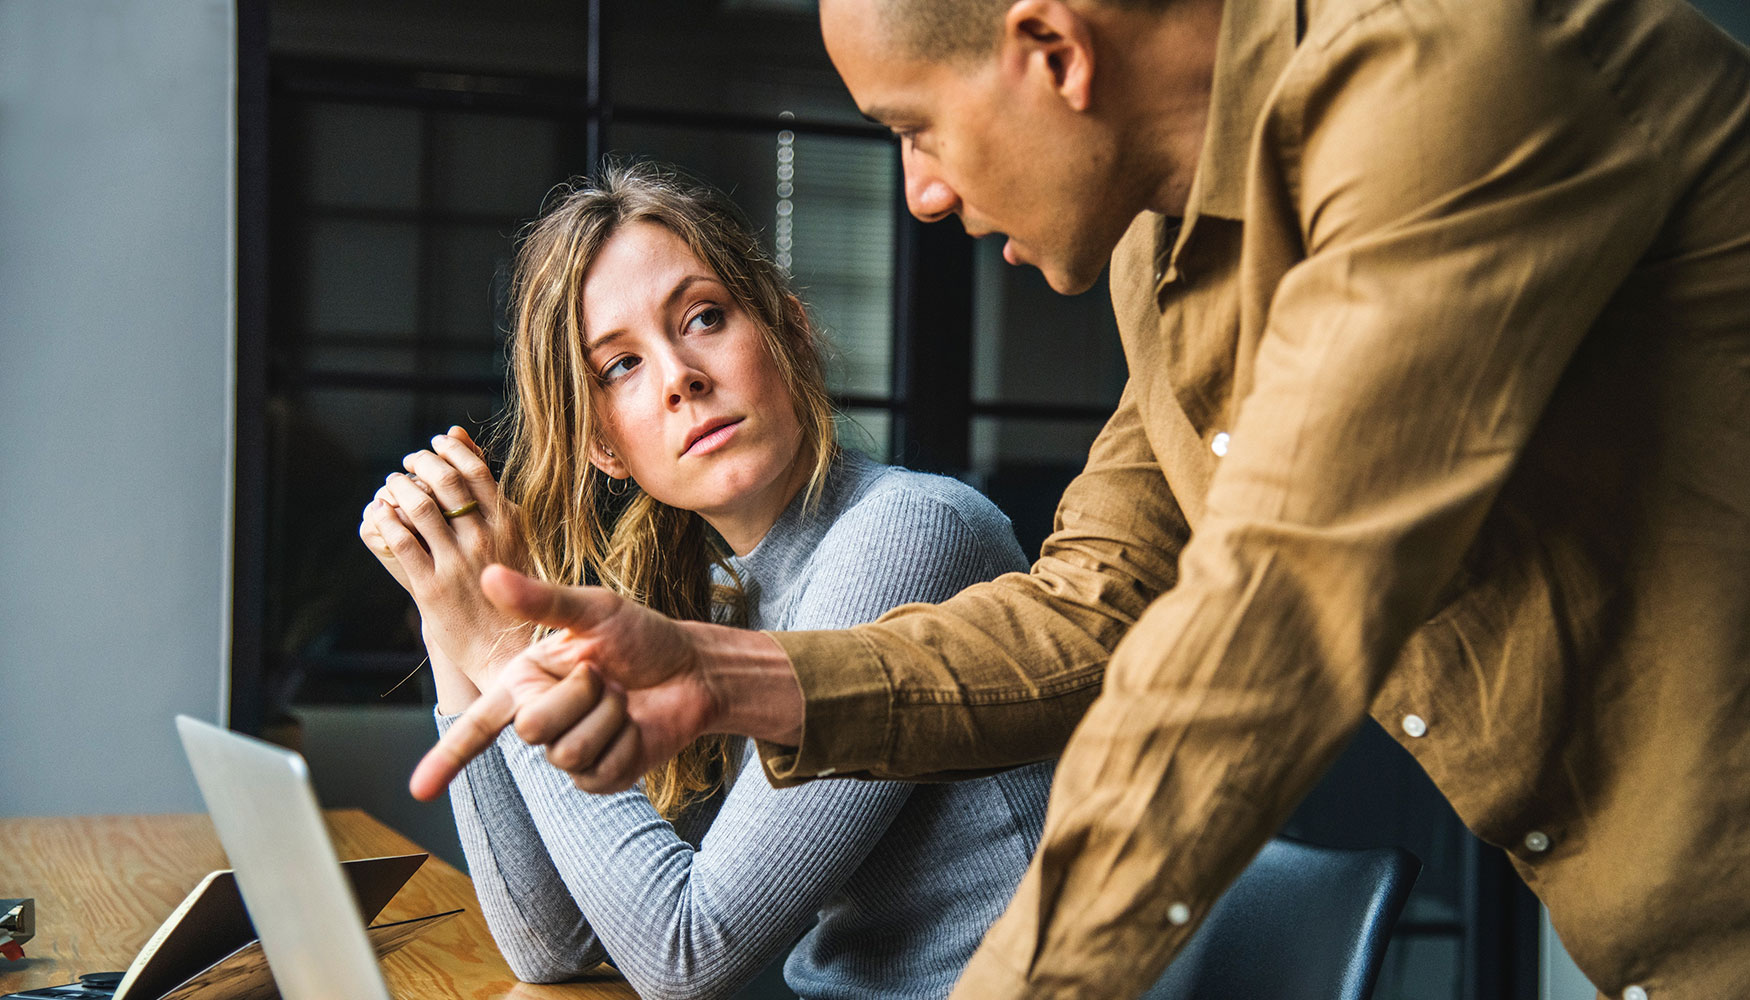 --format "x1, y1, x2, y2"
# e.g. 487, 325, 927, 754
438, 452, 1055, 1000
